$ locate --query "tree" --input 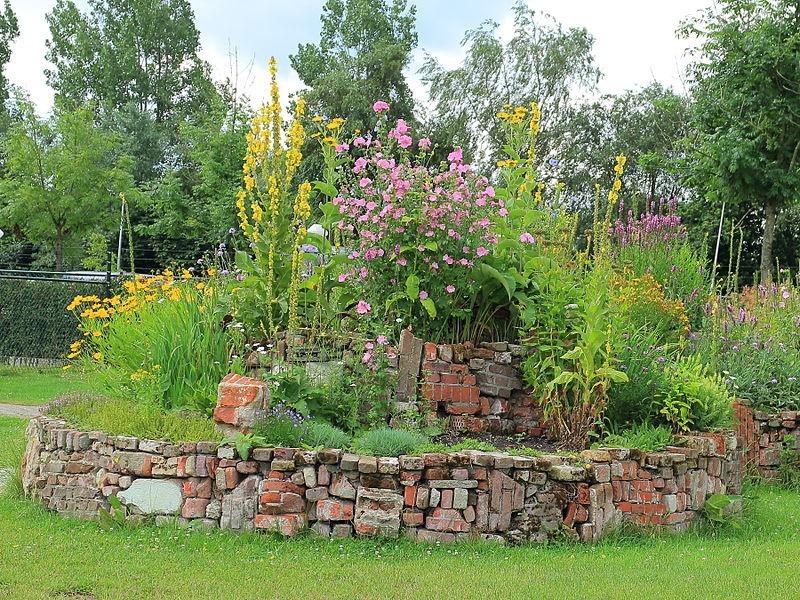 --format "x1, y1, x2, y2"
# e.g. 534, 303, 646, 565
0, 98, 133, 270
290, 0, 417, 180
682, 0, 800, 282
45, 0, 214, 124
559, 83, 693, 212
420, 1, 600, 167
136, 81, 252, 264
0, 0, 18, 110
